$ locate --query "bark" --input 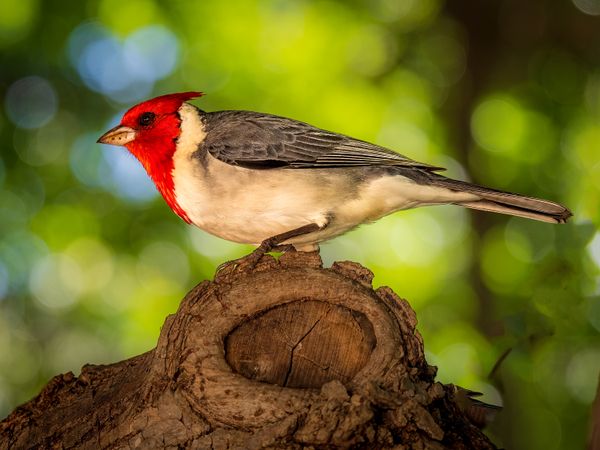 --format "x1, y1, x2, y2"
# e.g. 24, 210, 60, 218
0, 252, 496, 449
